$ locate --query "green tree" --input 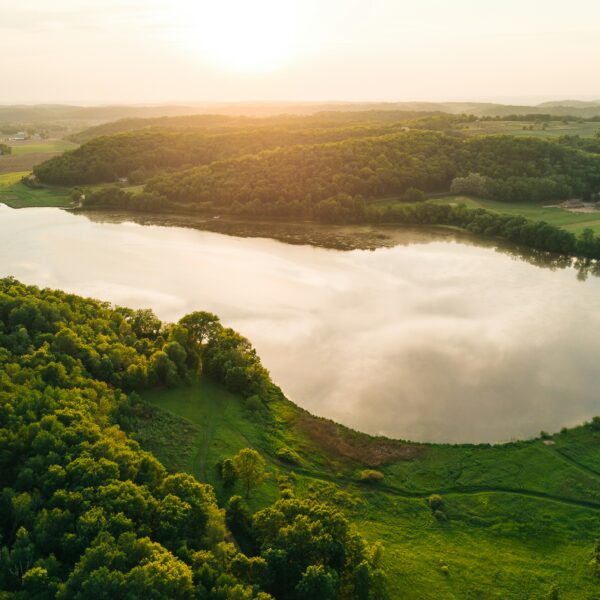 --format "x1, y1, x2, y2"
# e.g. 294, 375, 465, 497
232, 449, 267, 498
221, 458, 238, 488
295, 565, 338, 600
